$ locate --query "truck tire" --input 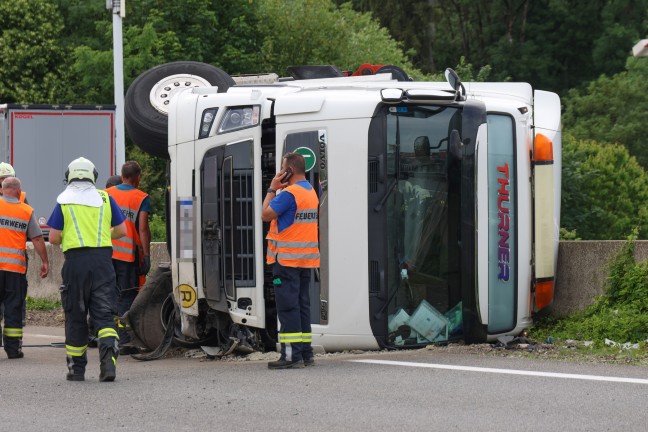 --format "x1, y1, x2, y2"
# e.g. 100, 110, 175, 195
375, 65, 411, 82
126, 265, 173, 351
125, 61, 235, 159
